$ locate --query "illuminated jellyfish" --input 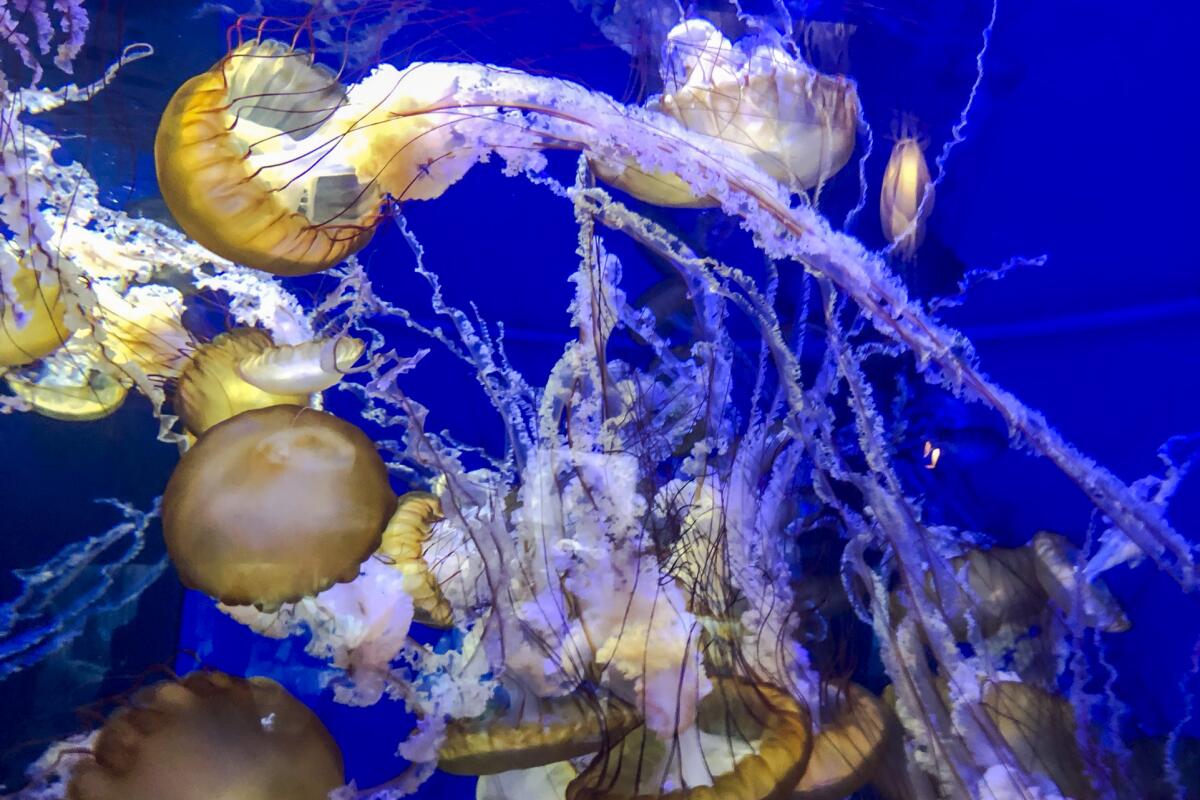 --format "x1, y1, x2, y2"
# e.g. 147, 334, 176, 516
0, 265, 69, 368
162, 404, 396, 606
880, 128, 934, 260
65, 670, 344, 800
175, 328, 365, 435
